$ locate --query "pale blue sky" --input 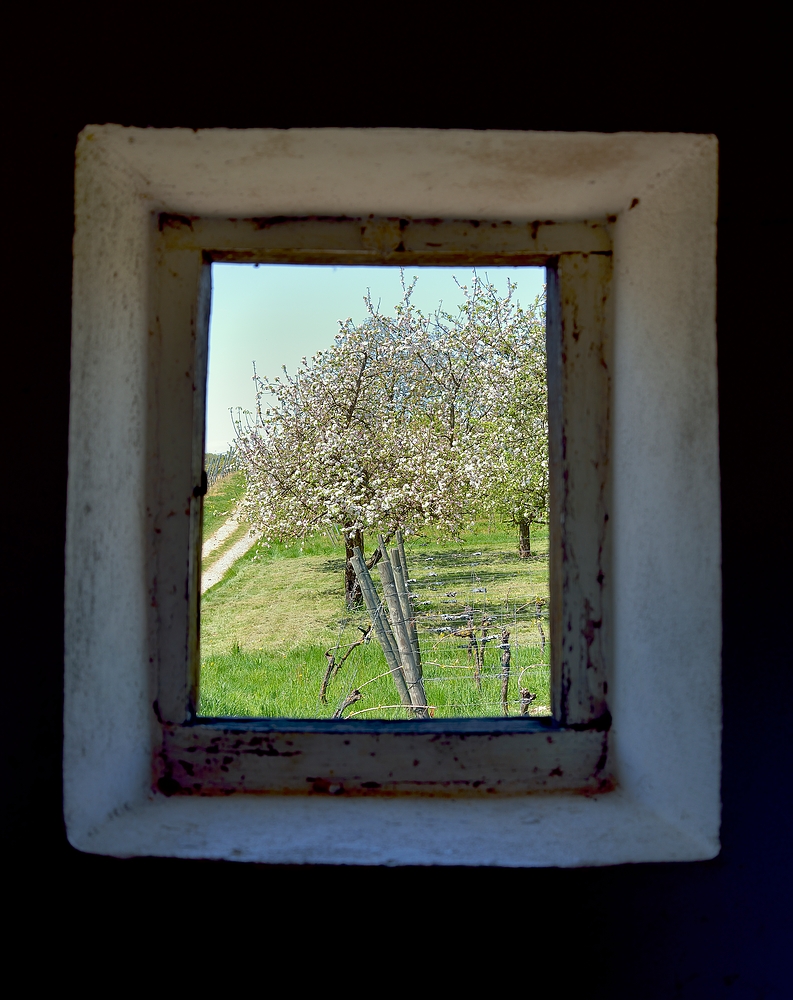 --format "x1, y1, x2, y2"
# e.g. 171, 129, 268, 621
206, 263, 546, 453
